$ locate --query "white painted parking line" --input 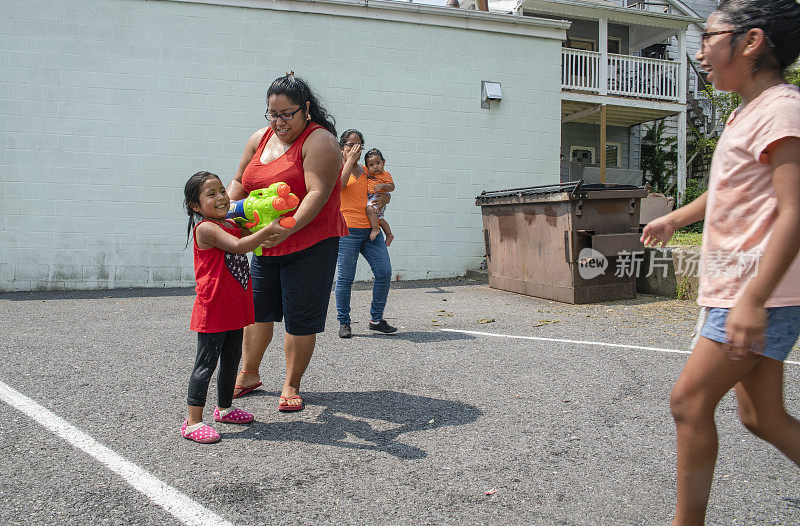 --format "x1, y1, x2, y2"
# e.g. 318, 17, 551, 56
440, 329, 800, 366
0, 380, 233, 526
